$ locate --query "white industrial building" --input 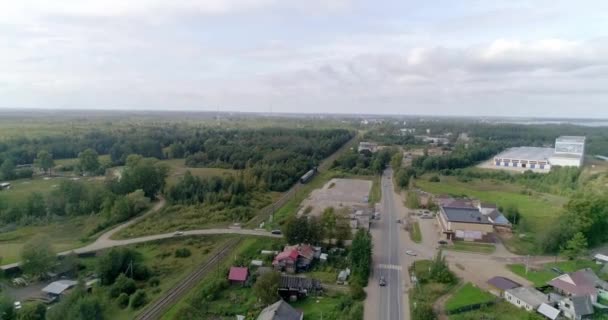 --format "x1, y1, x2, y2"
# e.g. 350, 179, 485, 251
493, 136, 585, 171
